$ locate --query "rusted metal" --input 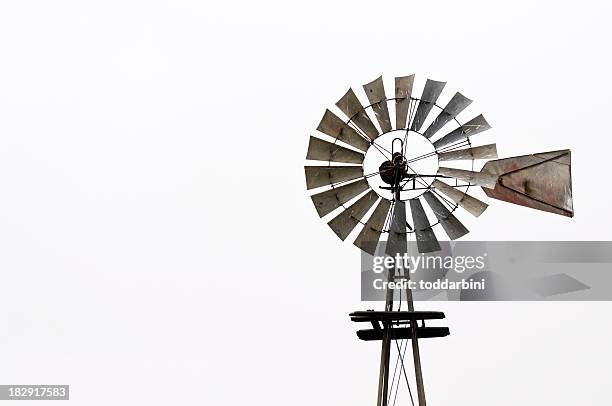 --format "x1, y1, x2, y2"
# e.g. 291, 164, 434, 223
481, 149, 573, 217
423, 92, 472, 139
438, 166, 498, 189
437, 143, 498, 161
306, 136, 365, 164
395, 75, 414, 129
304, 166, 363, 190
310, 179, 369, 217
353, 199, 392, 255
316, 109, 370, 152
386, 201, 407, 256
432, 179, 488, 217
409, 198, 441, 253
410, 79, 446, 132
423, 191, 469, 240
336, 88, 380, 140
433, 114, 491, 149
363, 76, 392, 133
328, 190, 379, 240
